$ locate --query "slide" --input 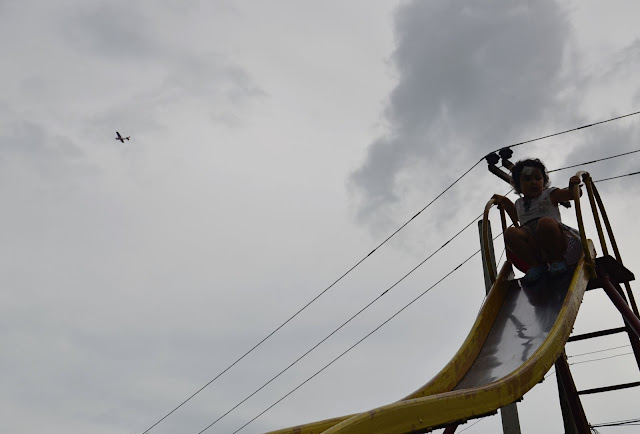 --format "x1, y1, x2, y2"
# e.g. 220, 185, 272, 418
267, 241, 595, 434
